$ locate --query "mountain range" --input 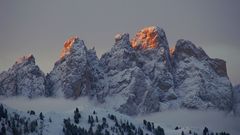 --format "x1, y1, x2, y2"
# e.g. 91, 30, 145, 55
0, 26, 239, 116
